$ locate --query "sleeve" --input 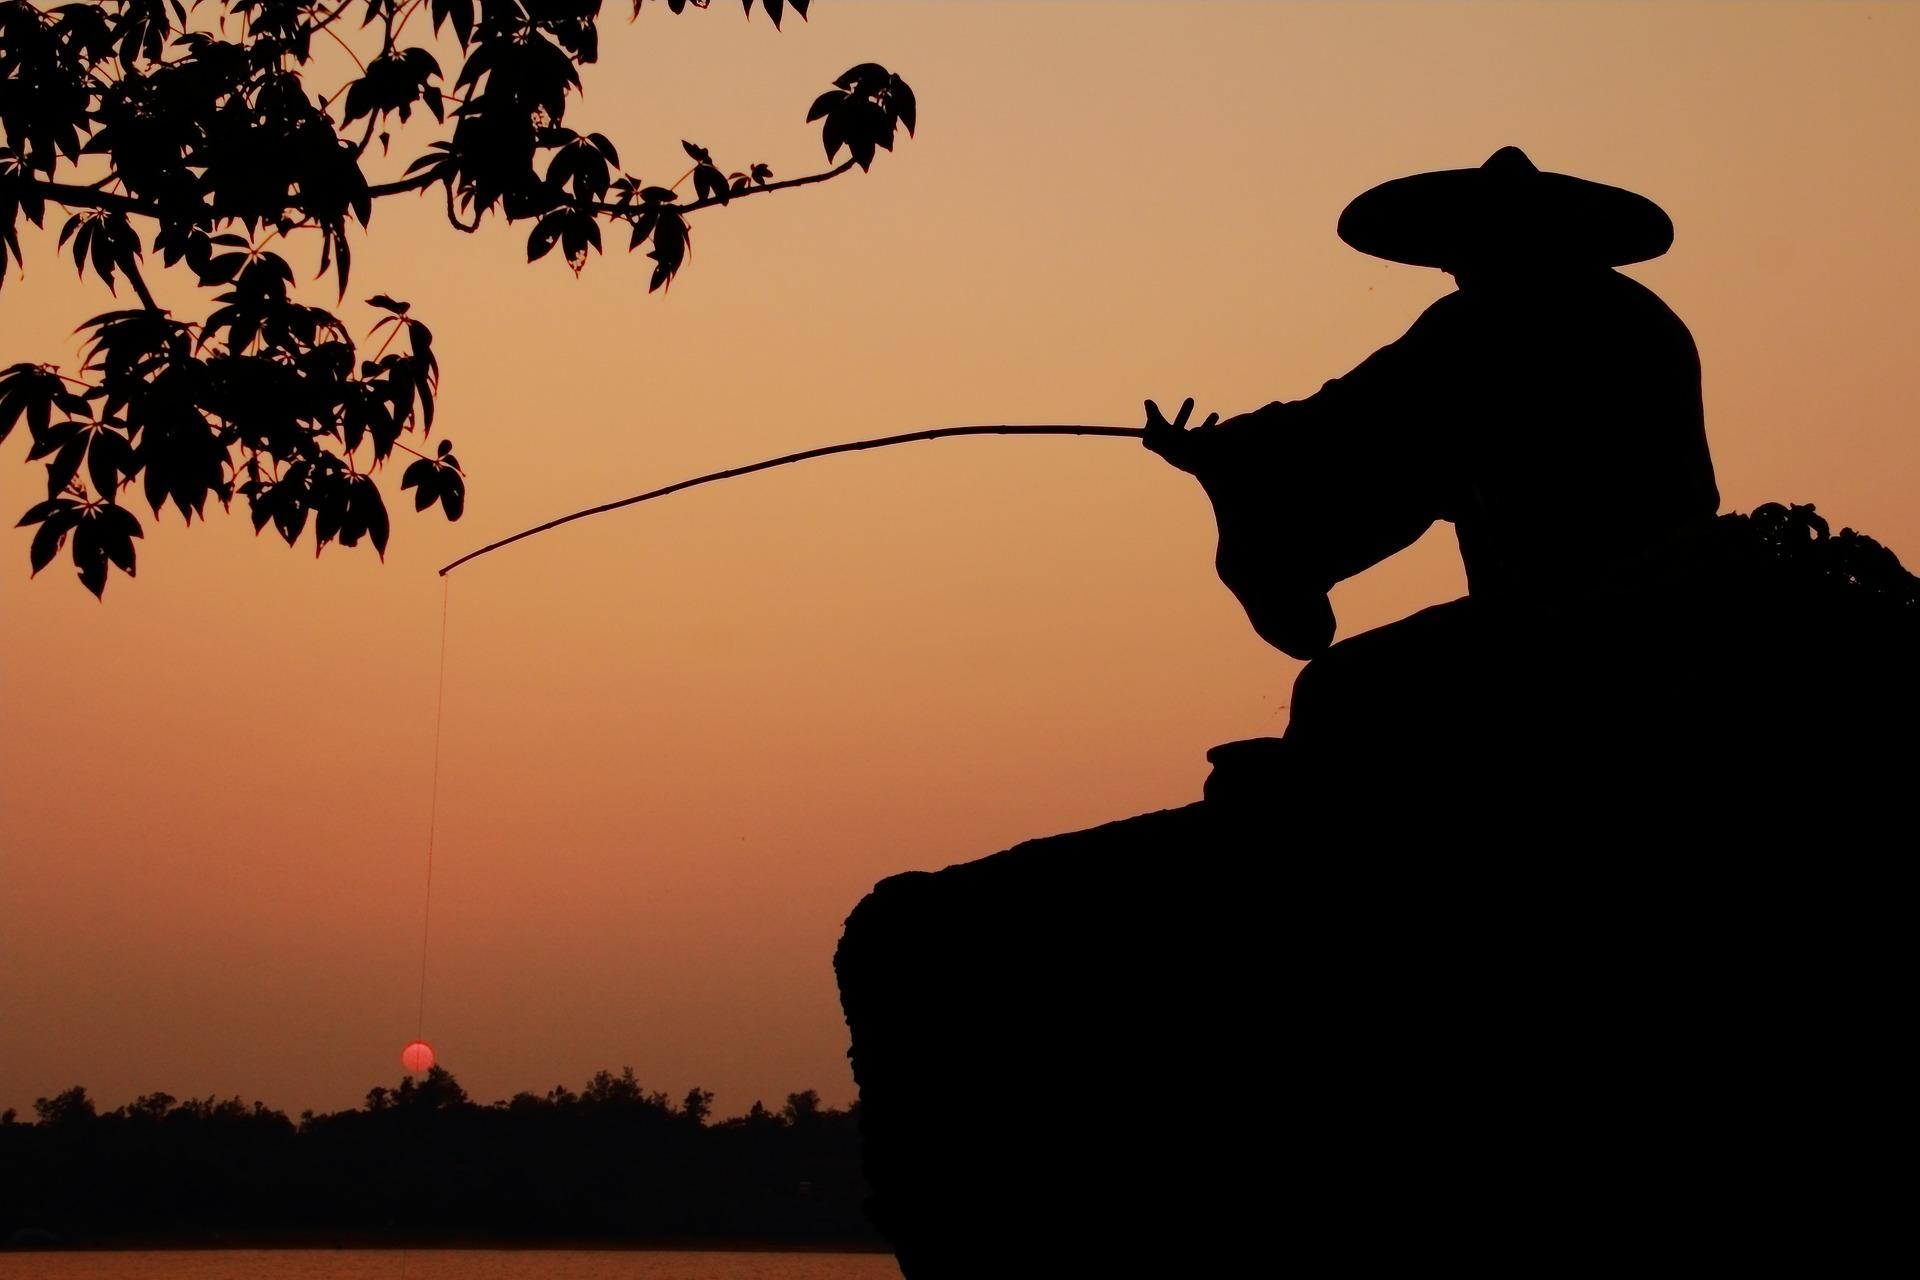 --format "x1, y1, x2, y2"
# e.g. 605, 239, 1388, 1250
1180, 296, 1461, 657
